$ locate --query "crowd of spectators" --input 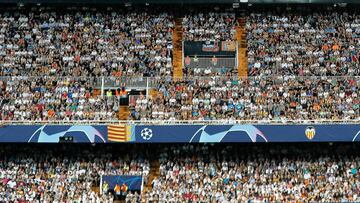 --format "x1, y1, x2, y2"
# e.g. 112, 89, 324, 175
131, 76, 360, 121
0, 143, 359, 202
247, 8, 360, 76
0, 6, 360, 123
0, 77, 118, 121
0, 145, 150, 202
182, 12, 236, 41
1, 4, 360, 203
0, 6, 174, 77
140, 144, 360, 202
